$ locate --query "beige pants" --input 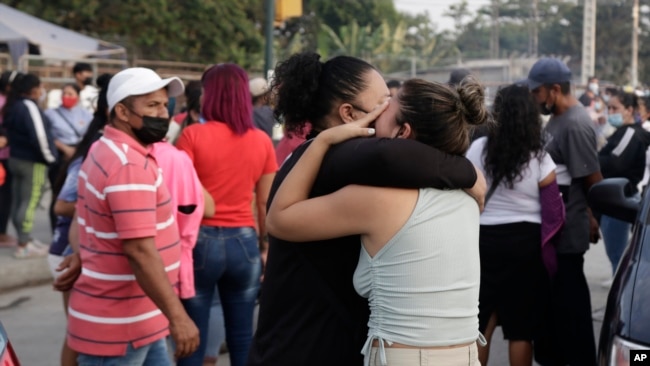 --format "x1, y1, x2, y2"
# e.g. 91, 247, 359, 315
368, 343, 480, 366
